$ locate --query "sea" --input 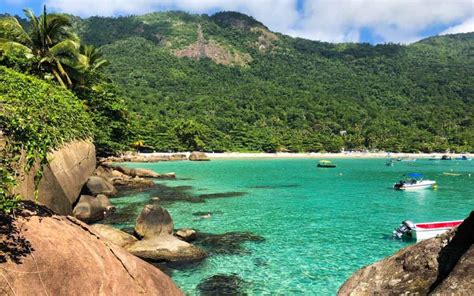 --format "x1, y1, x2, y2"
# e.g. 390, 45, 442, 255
106, 158, 474, 295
